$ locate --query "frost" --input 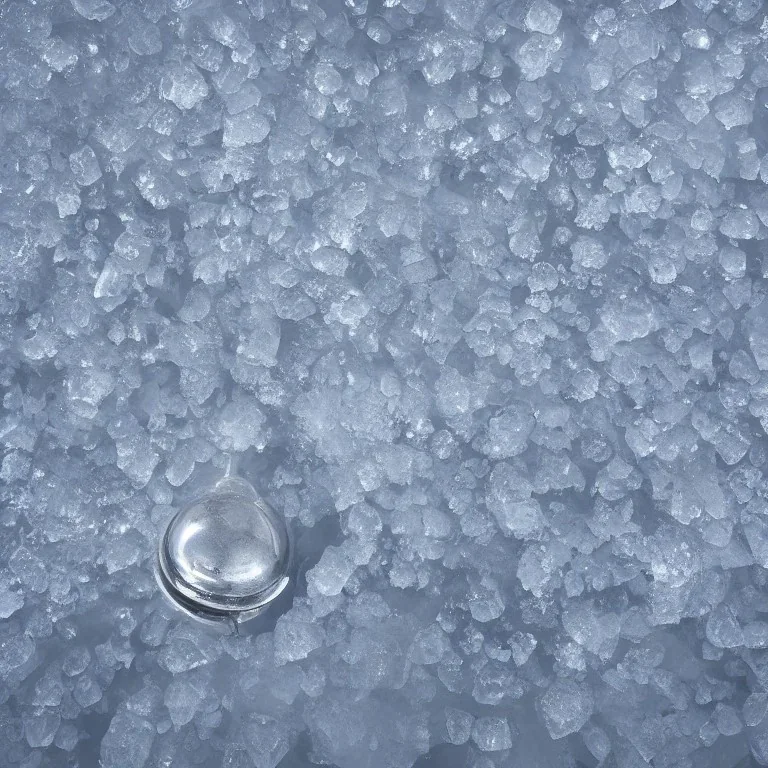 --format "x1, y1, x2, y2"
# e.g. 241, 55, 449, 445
539, 680, 593, 739
4, 2, 768, 767
160, 62, 209, 110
